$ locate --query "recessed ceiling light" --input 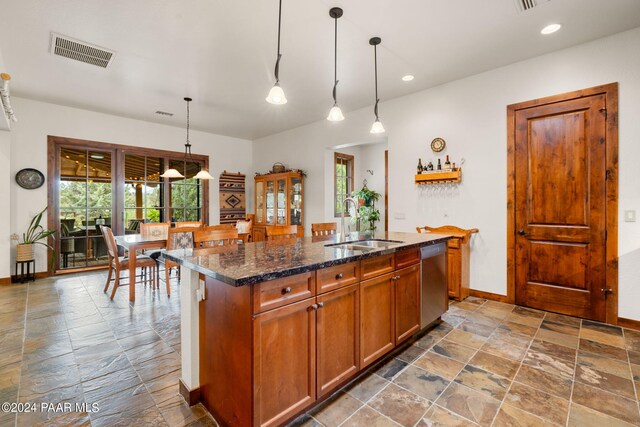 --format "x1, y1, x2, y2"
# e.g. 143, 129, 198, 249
541, 23, 562, 35
402, 75, 414, 82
